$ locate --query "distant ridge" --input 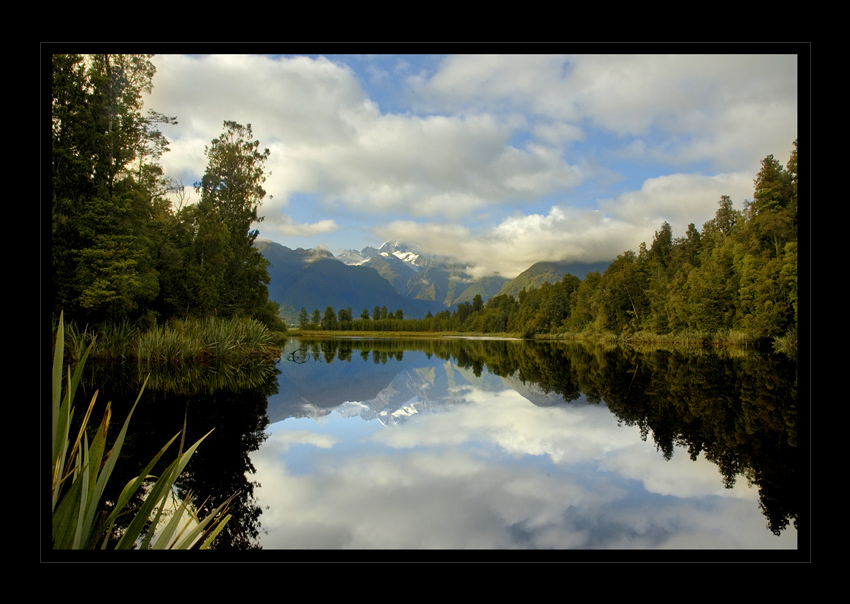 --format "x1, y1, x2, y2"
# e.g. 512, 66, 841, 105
255, 239, 610, 324
256, 240, 431, 323
497, 261, 611, 298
